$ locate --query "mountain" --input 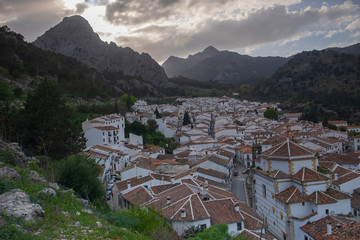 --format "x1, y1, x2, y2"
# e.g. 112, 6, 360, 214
328, 42, 360, 56
33, 15, 168, 86
162, 46, 288, 84
257, 43, 360, 121
0, 26, 164, 99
